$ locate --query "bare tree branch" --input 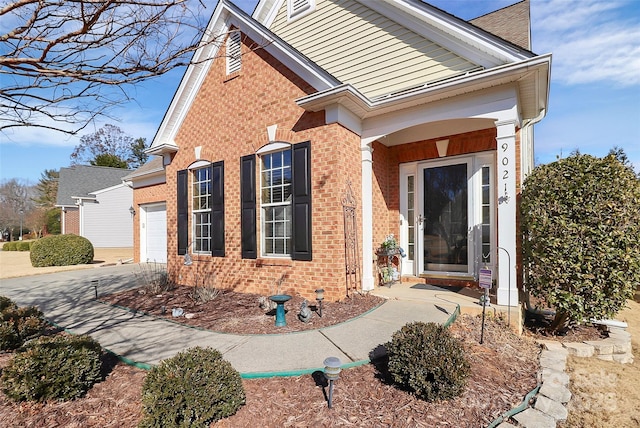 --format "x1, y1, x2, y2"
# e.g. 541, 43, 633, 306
0, 0, 238, 135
